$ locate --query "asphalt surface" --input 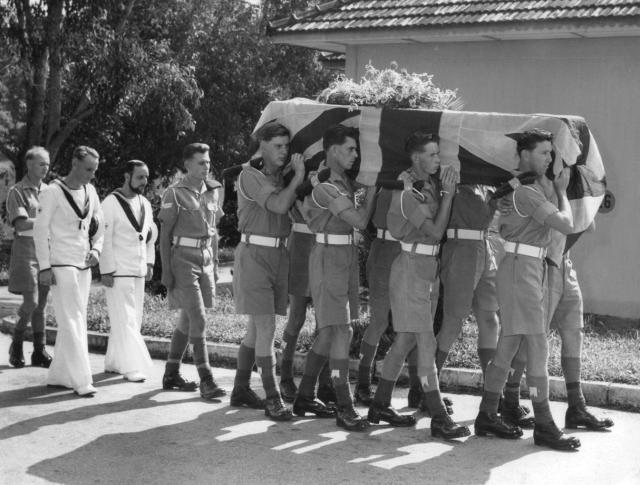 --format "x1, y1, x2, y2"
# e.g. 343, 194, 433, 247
1, 333, 639, 485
